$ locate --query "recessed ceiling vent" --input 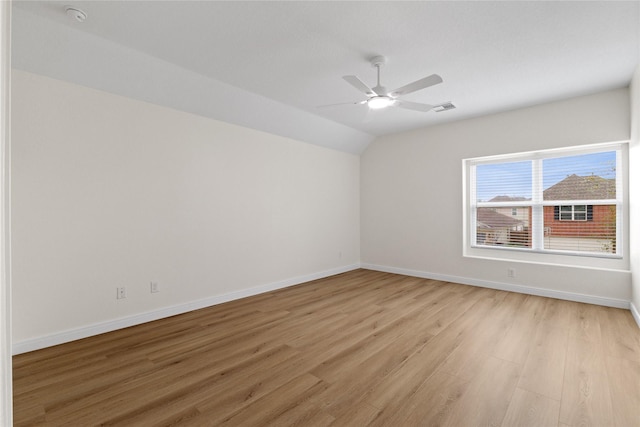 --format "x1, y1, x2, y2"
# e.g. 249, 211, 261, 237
65, 5, 87, 23
433, 102, 456, 112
